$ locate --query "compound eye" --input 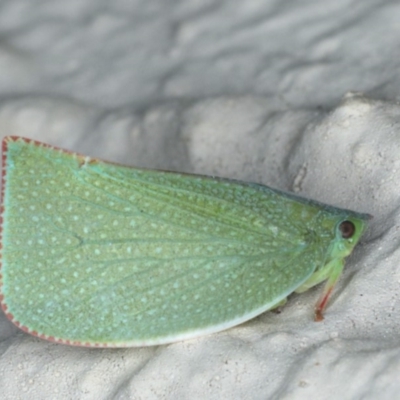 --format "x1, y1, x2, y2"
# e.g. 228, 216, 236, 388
339, 220, 355, 239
